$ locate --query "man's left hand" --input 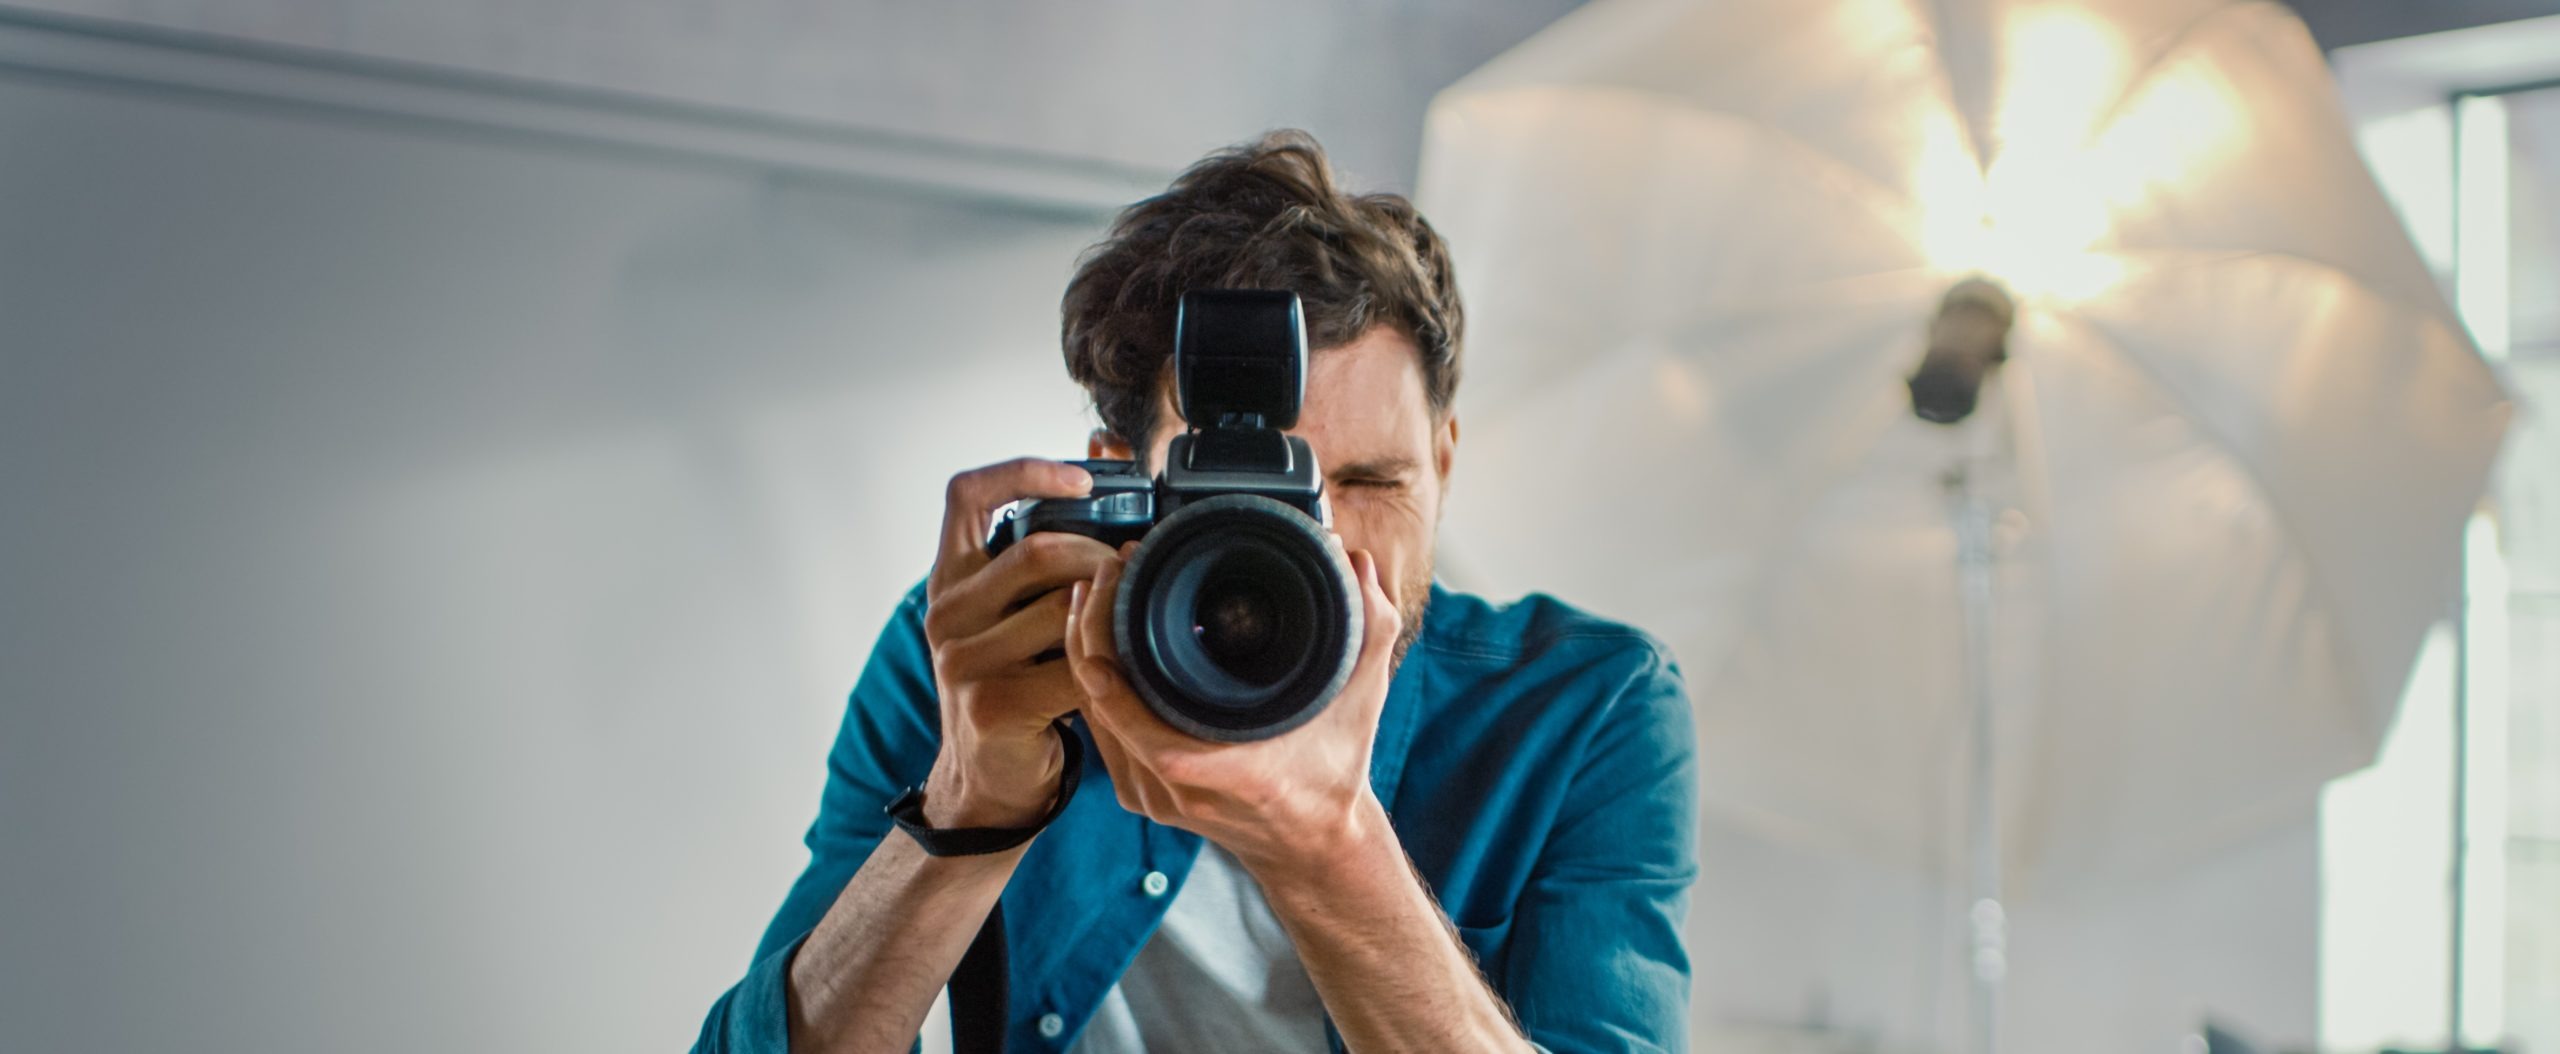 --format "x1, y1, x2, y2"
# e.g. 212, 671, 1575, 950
1063, 541, 1400, 884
